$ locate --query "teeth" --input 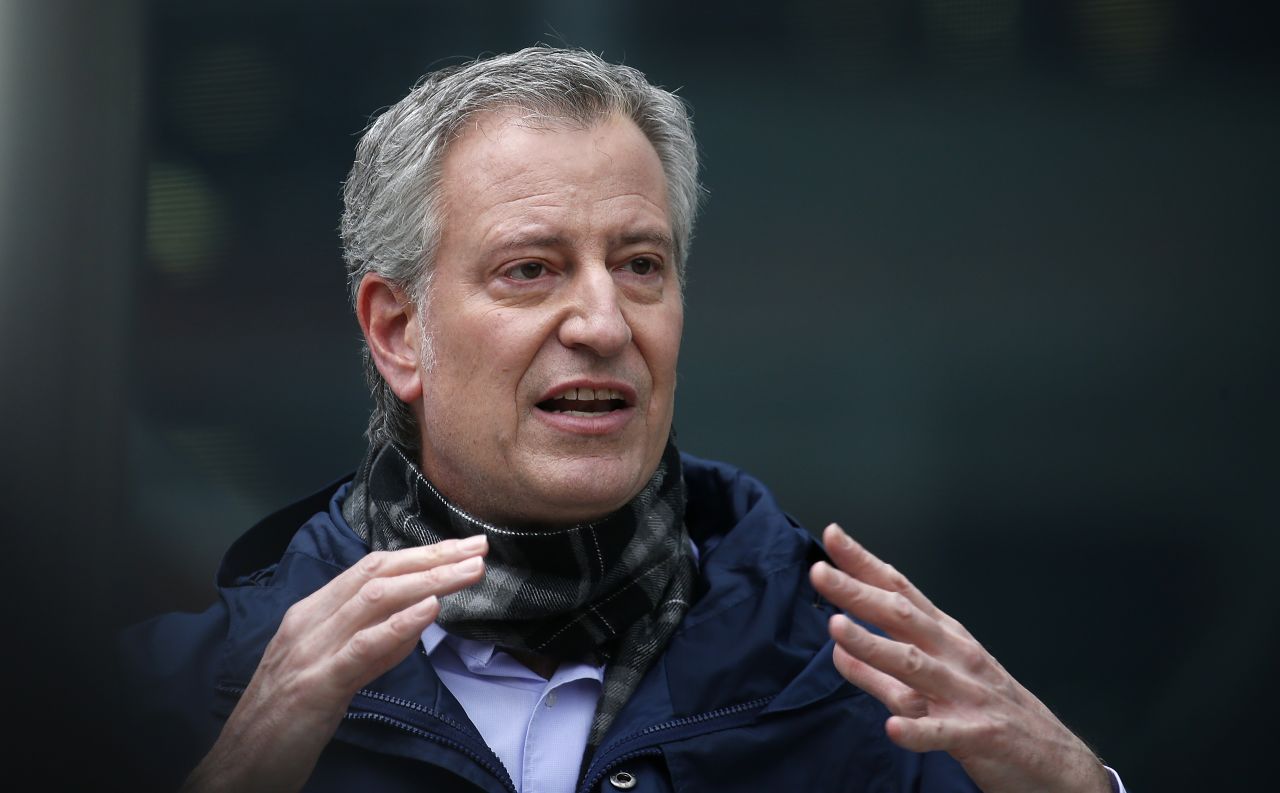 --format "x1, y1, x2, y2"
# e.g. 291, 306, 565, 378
553, 387, 627, 402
